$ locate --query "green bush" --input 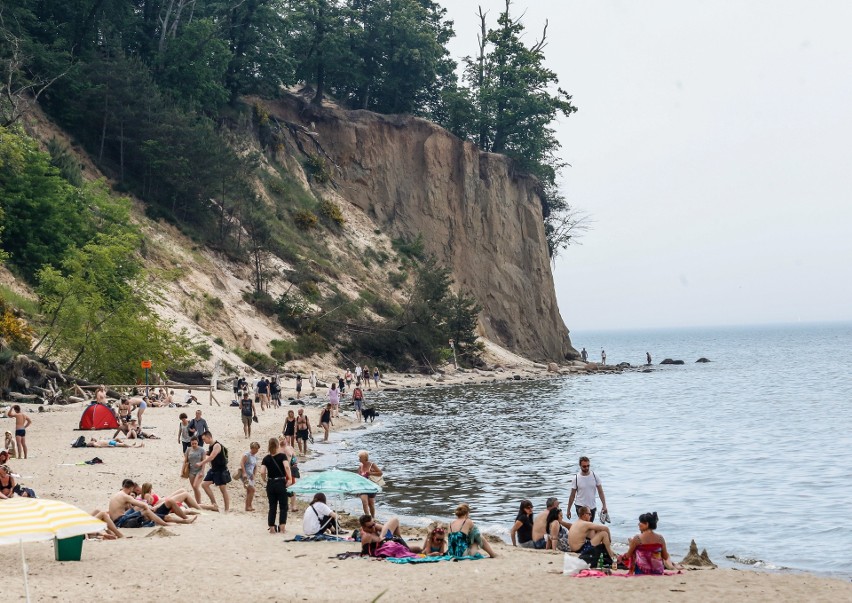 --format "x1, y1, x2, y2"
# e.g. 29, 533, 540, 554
270, 339, 296, 362
392, 234, 425, 261
240, 350, 278, 372
298, 280, 321, 301
318, 199, 345, 227
372, 297, 401, 318
294, 209, 319, 230
295, 332, 328, 356
363, 247, 390, 267
194, 342, 213, 360
243, 290, 278, 316
0, 285, 39, 316
305, 154, 332, 184
389, 270, 408, 288
204, 294, 224, 313
213, 336, 225, 346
